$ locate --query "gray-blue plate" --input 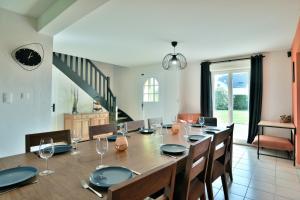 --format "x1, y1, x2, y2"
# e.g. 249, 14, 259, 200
188, 135, 206, 142
162, 124, 172, 129
160, 144, 186, 155
89, 166, 133, 188
0, 166, 38, 188
45, 144, 72, 154
107, 135, 117, 142
139, 128, 154, 134
191, 124, 204, 128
